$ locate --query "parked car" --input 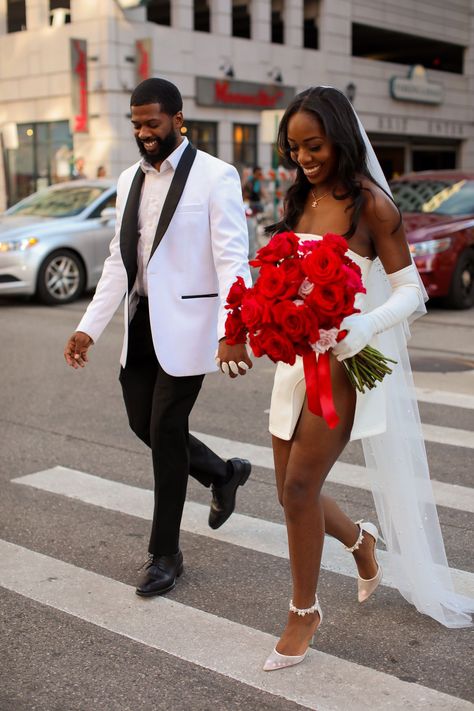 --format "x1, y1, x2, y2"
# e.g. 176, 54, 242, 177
390, 171, 474, 308
0, 180, 117, 304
